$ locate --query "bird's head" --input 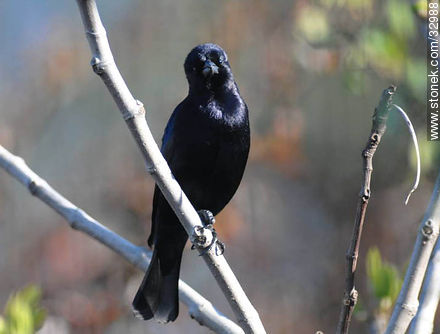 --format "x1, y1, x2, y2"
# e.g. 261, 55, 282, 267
184, 43, 234, 93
